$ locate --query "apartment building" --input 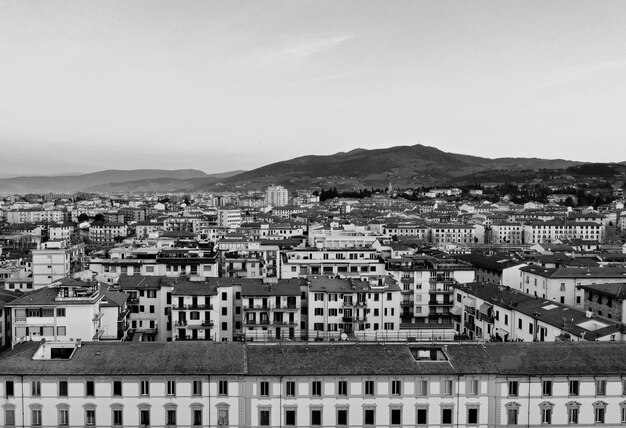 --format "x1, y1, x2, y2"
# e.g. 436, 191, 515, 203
523, 220, 604, 244
171, 280, 218, 342
431, 224, 476, 245
280, 248, 386, 279
6, 278, 110, 344
241, 279, 302, 341
490, 222, 524, 244
307, 276, 401, 341
518, 266, 626, 308
217, 209, 242, 228
579, 282, 626, 322
0, 289, 21, 349
88, 223, 128, 245
265, 185, 289, 207
385, 255, 474, 326
382, 223, 430, 241
5, 340, 626, 427
5, 208, 66, 224
453, 282, 622, 342
307, 226, 382, 249
31, 241, 85, 289
48, 223, 75, 243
